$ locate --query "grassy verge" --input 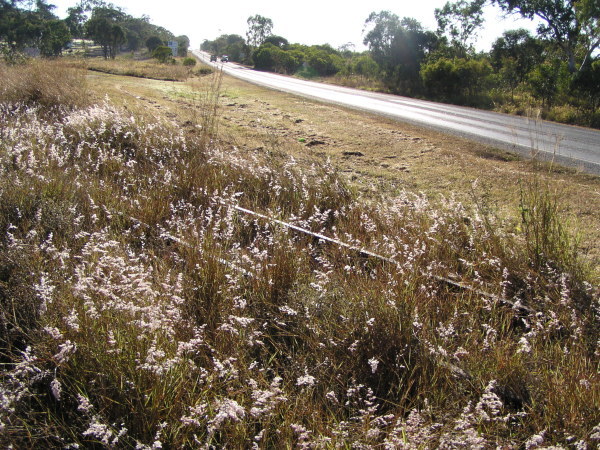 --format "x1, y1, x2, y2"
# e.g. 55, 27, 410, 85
83, 55, 210, 82
0, 59, 598, 448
